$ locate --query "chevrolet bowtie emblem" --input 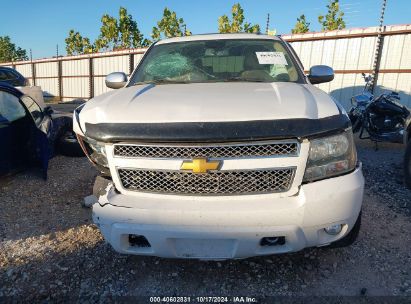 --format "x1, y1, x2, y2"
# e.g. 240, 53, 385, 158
180, 158, 221, 174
